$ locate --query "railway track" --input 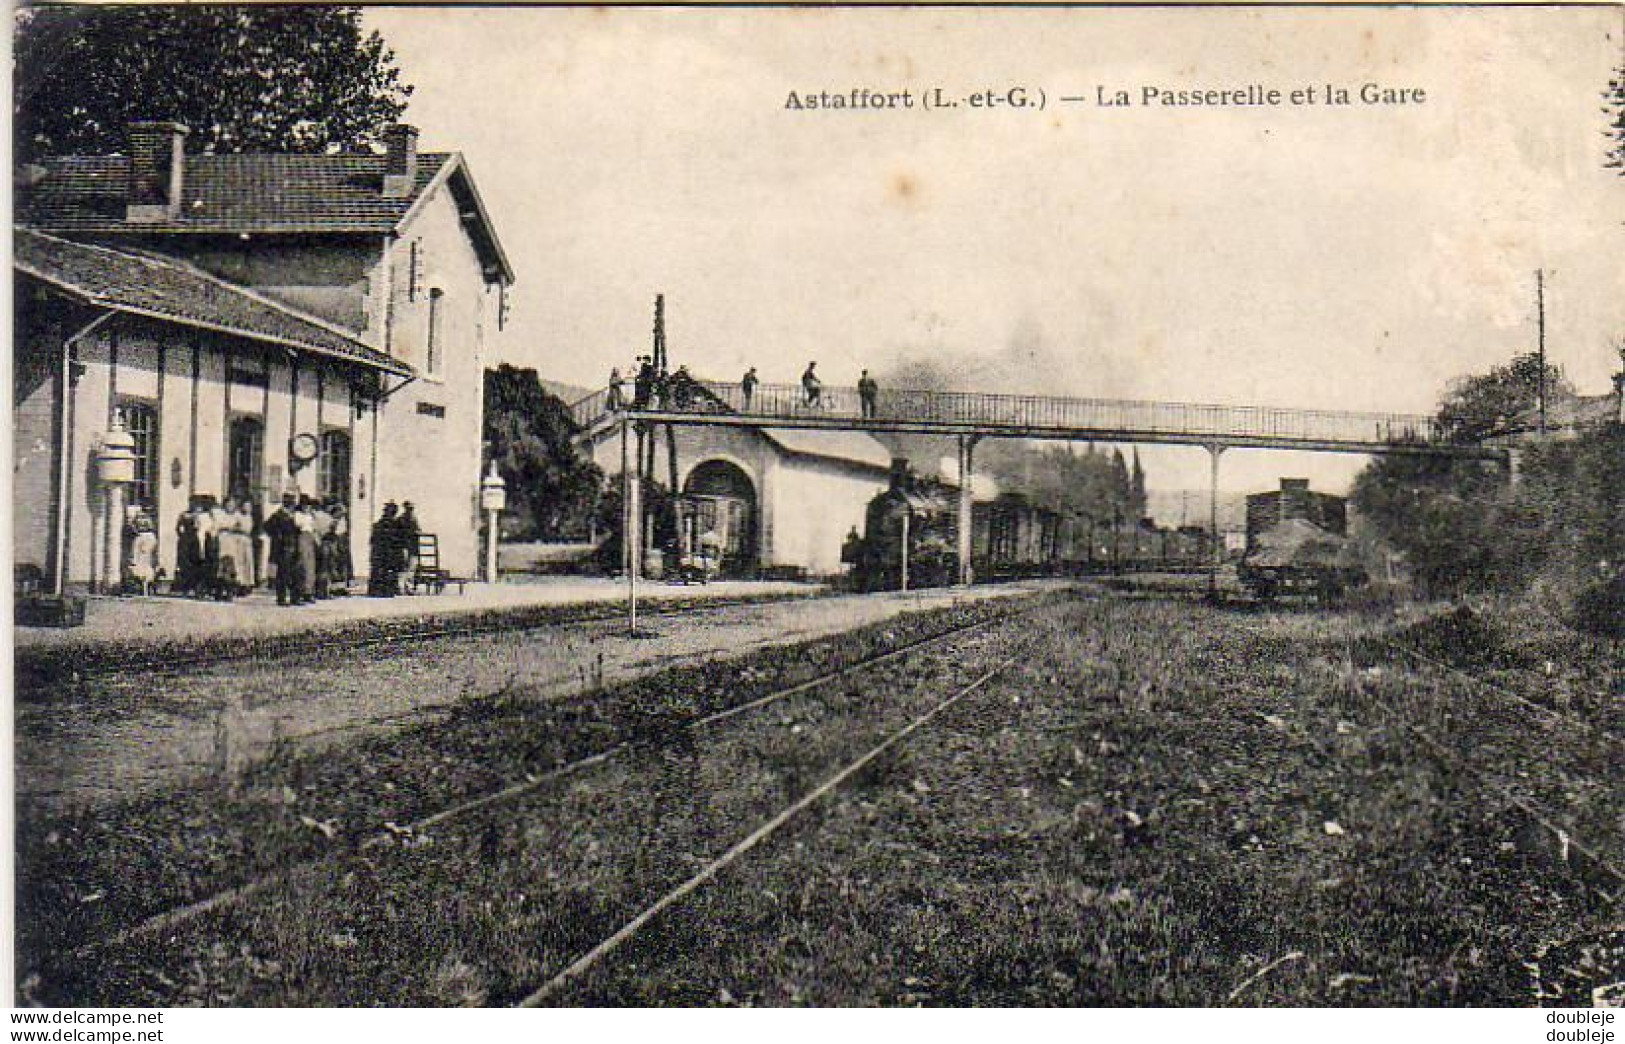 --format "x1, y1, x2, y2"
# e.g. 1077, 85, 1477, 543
54, 593, 1055, 967
1376, 637, 1622, 744
519, 649, 1027, 1006
1352, 632, 1623, 904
